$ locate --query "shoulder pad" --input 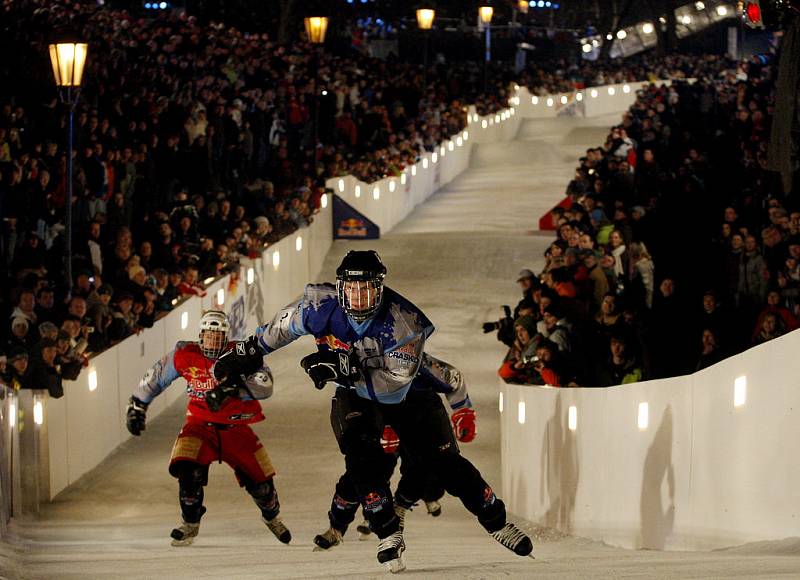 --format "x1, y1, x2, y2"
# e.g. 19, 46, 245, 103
175, 340, 195, 351
303, 283, 338, 311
